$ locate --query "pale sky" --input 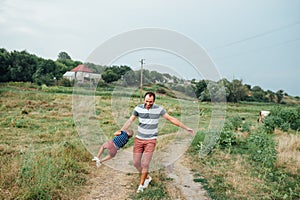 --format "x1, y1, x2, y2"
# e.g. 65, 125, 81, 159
1, 0, 300, 96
